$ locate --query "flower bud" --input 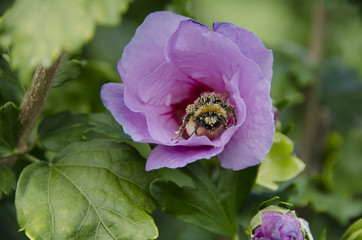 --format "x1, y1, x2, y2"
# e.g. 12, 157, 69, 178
249, 205, 313, 240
